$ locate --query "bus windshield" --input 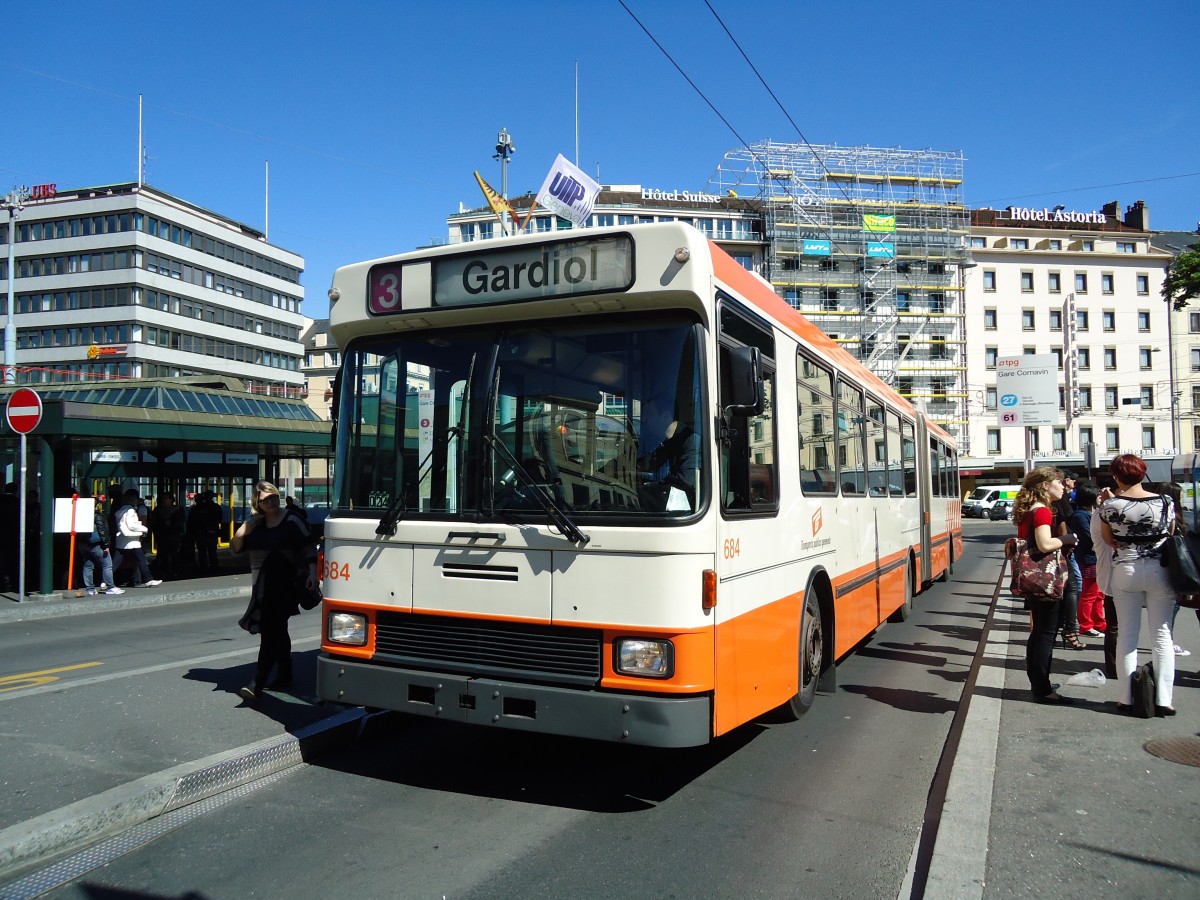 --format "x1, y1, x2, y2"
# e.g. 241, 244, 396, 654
333, 314, 705, 521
